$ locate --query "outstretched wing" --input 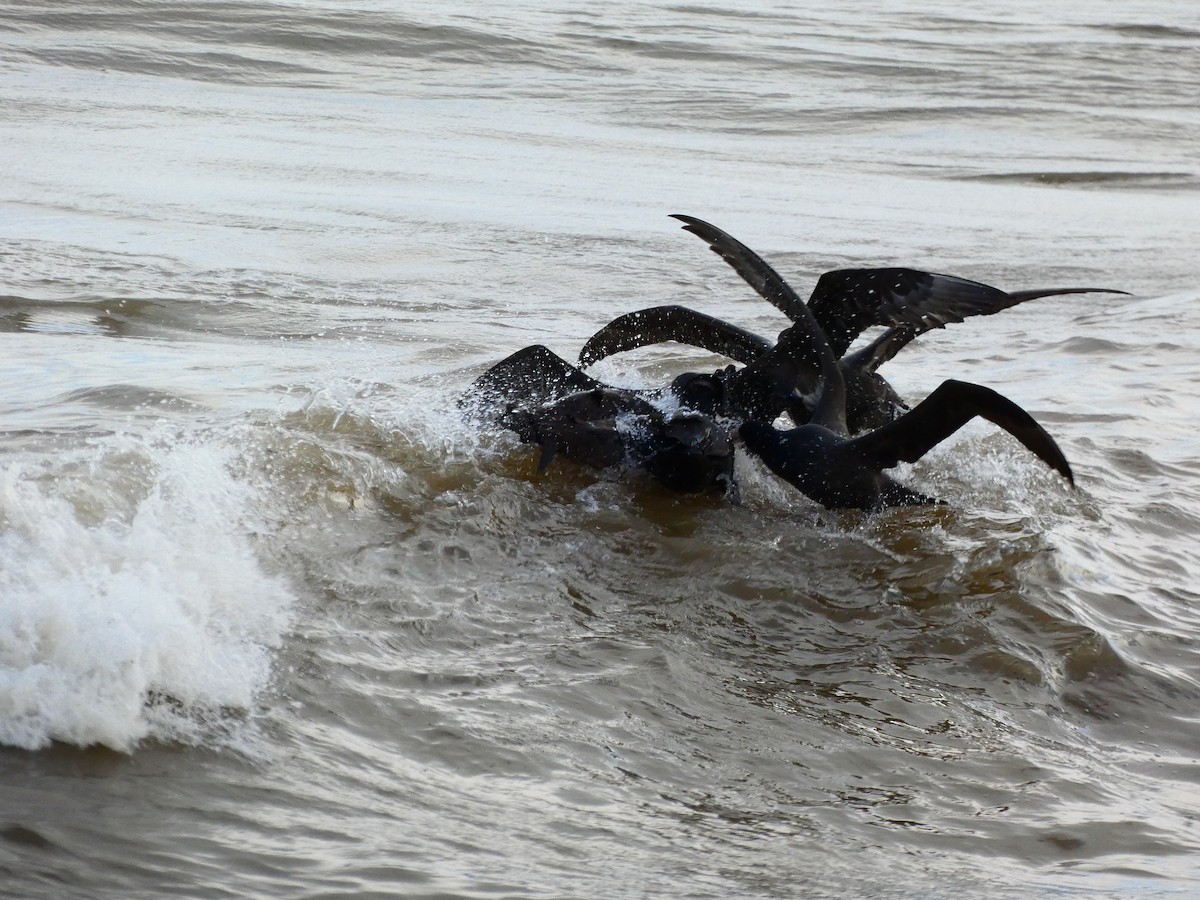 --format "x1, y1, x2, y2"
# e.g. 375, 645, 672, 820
846, 379, 1073, 484
812, 273, 1130, 359
808, 269, 1014, 358
579, 305, 773, 367
670, 214, 811, 321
